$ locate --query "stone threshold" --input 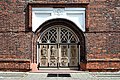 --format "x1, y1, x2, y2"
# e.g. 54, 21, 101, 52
87, 59, 120, 62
